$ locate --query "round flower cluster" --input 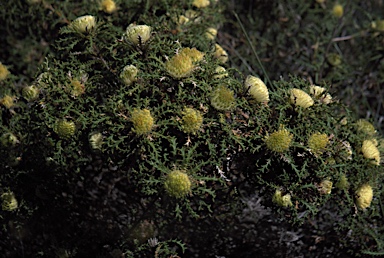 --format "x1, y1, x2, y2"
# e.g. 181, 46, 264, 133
70, 15, 96, 34
290, 88, 314, 109
245, 75, 269, 103
125, 24, 152, 46
22, 85, 40, 101
1, 192, 18, 211
181, 107, 203, 134
164, 170, 192, 198
210, 85, 235, 111
361, 139, 380, 165
308, 132, 329, 155
53, 120, 76, 139
130, 109, 154, 135
120, 65, 138, 86
272, 189, 293, 207
165, 47, 204, 79
355, 184, 373, 209
265, 127, 293, 153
